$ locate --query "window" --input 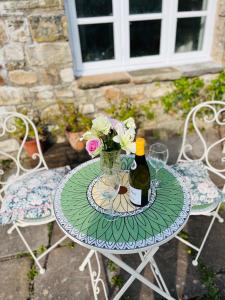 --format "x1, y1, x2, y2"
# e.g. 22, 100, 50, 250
65, 0, 217, 76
